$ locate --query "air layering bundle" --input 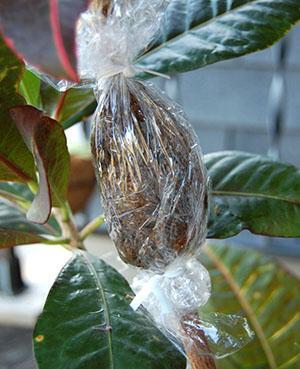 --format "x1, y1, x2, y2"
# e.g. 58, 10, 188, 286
76, 0, 253, 365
